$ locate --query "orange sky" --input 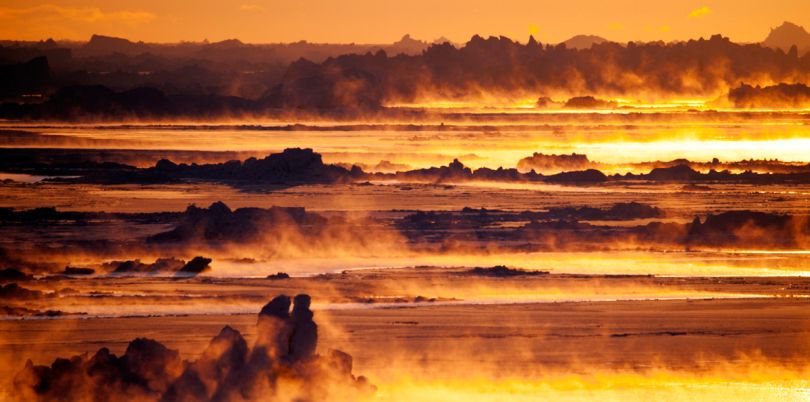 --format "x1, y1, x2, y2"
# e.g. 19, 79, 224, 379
0, 0, 808, 44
